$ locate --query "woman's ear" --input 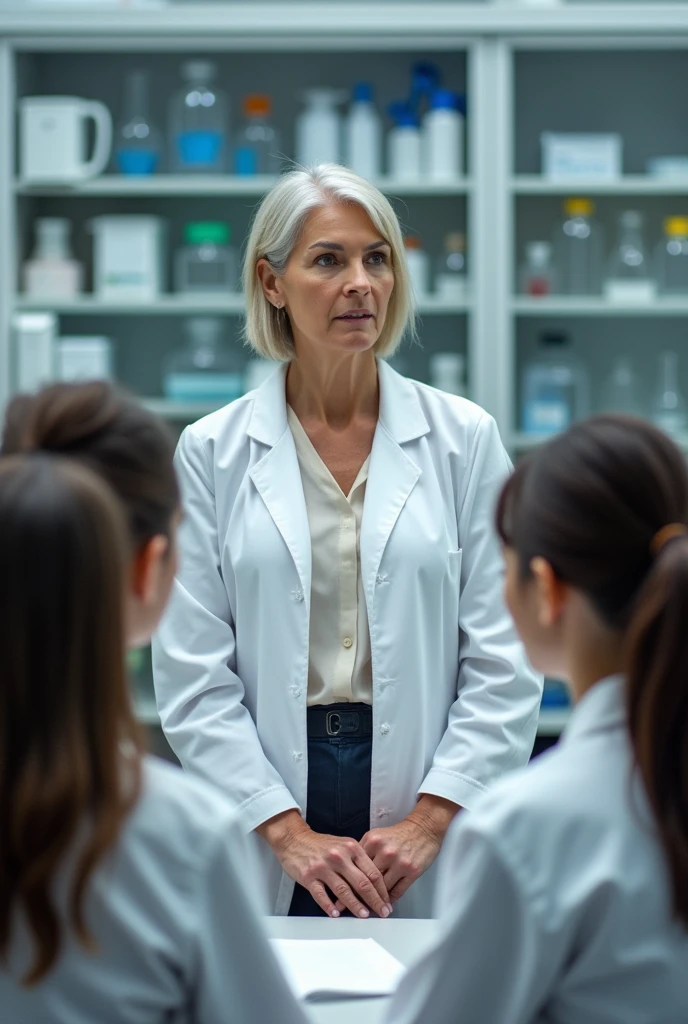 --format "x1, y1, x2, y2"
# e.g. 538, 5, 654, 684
529, 556, 568, 628
256, 259, 285, 309
131, 535, 169, 605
